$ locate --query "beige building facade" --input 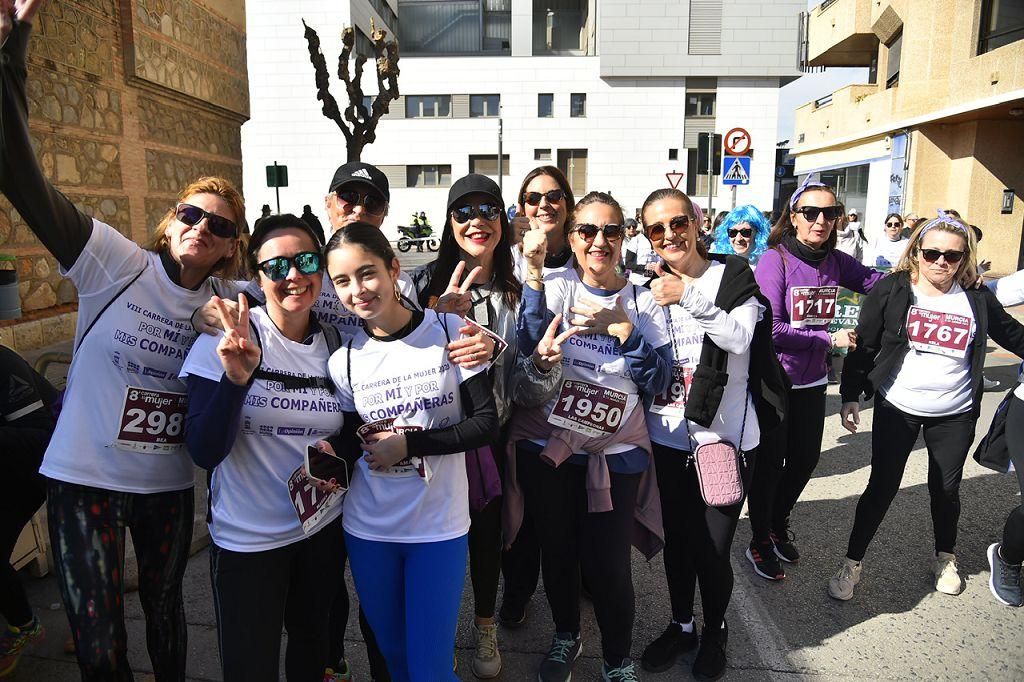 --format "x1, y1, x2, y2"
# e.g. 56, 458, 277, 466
793, 0, 1024, 274
0, 0, 249, 351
